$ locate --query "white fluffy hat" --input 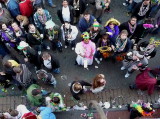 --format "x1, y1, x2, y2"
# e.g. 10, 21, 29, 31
17, 41, 29, 50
